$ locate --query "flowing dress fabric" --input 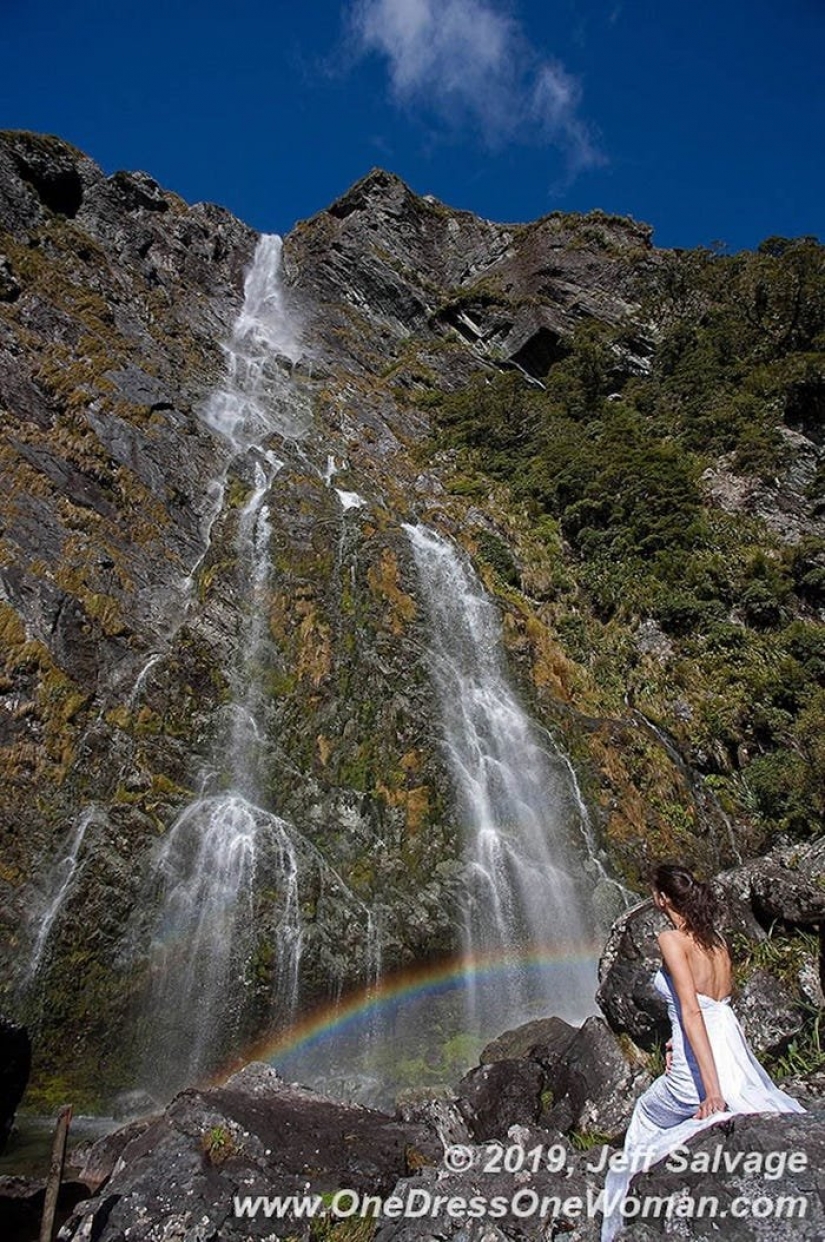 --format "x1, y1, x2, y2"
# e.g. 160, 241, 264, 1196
600, 968, 805, 1242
